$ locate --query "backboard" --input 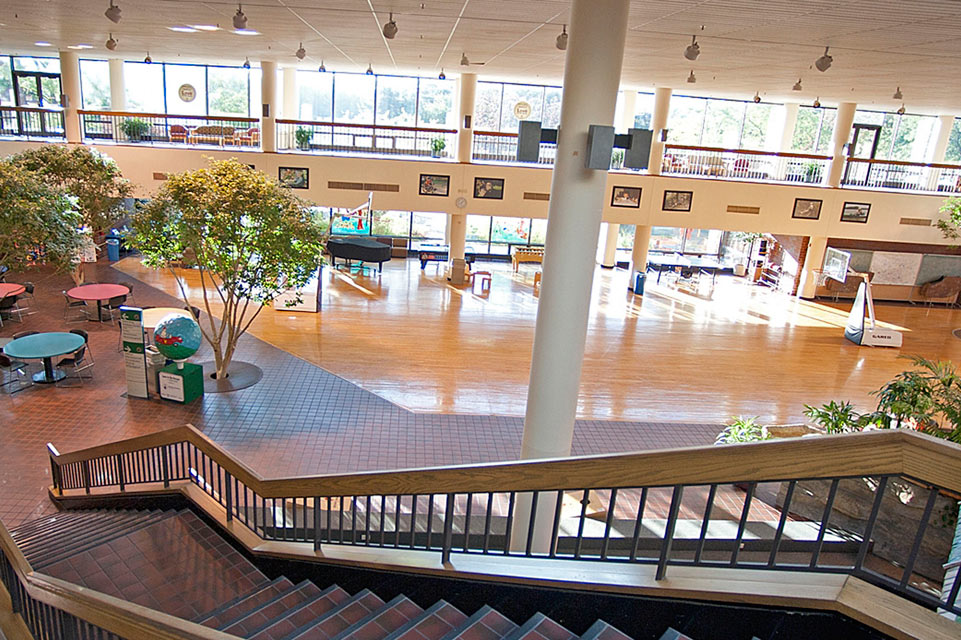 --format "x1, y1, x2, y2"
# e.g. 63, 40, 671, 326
822, 247, 852, 283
